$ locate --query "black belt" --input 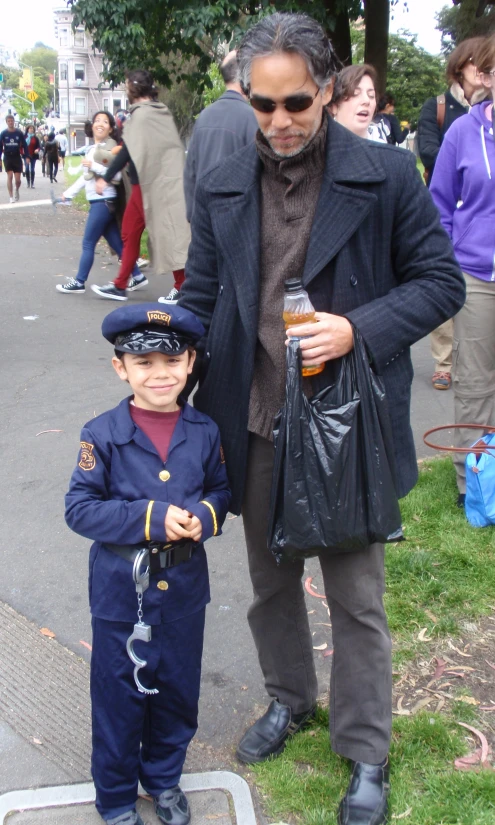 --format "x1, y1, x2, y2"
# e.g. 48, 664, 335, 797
105, 540, 194, 575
